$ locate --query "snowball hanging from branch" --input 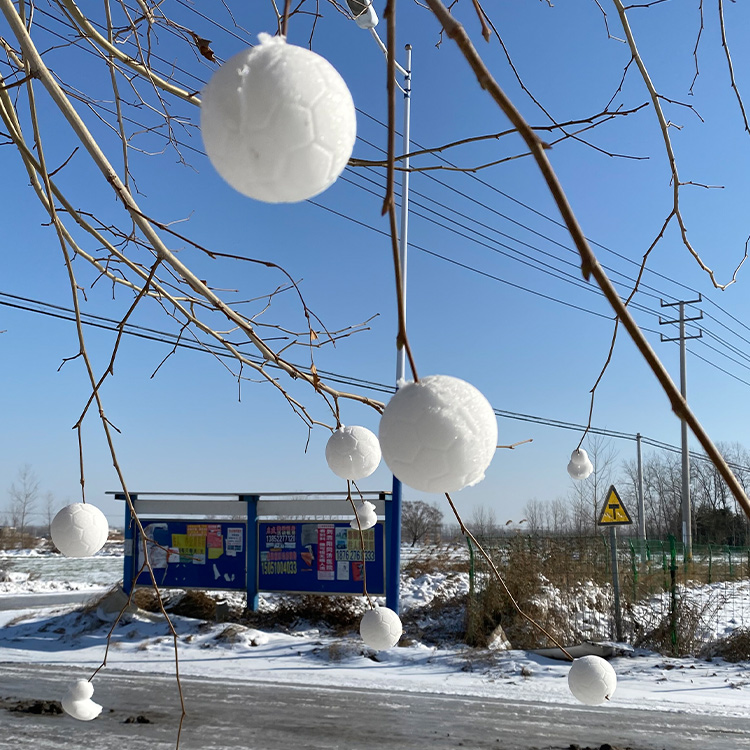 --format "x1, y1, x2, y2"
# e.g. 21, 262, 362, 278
200, 33, 356, 203
378, 375, 497, 494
